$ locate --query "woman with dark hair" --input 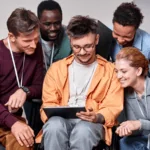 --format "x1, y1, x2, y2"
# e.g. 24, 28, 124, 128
115, 47, 150, 150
